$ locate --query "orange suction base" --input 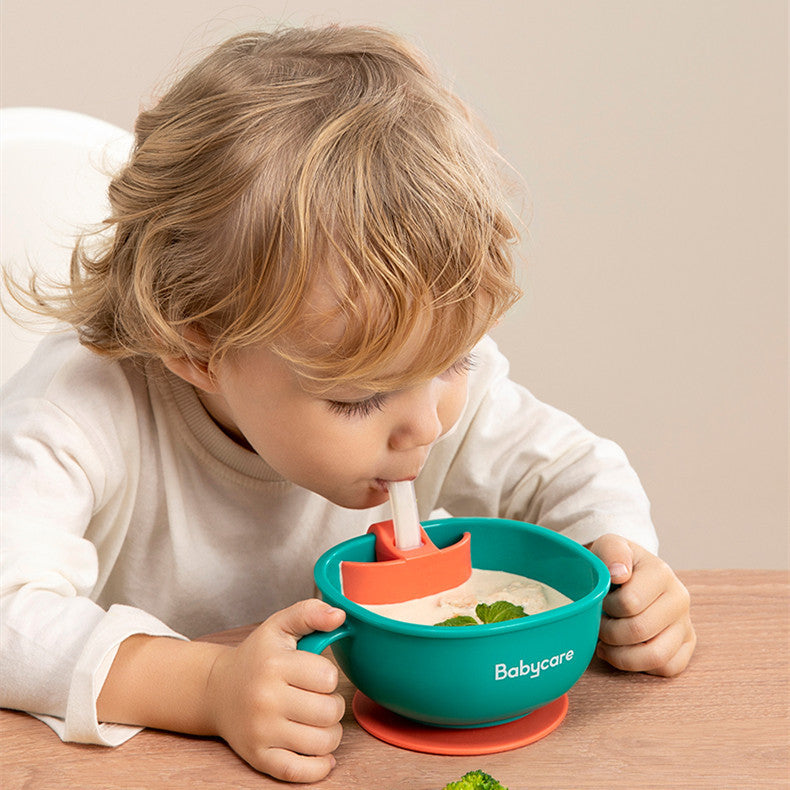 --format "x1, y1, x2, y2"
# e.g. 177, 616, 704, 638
352, 692, 568, 756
